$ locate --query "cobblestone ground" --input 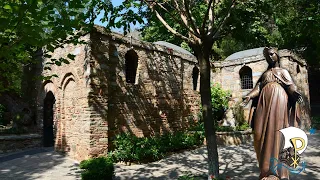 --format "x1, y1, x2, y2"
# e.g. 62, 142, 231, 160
0, 131, 319, 180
